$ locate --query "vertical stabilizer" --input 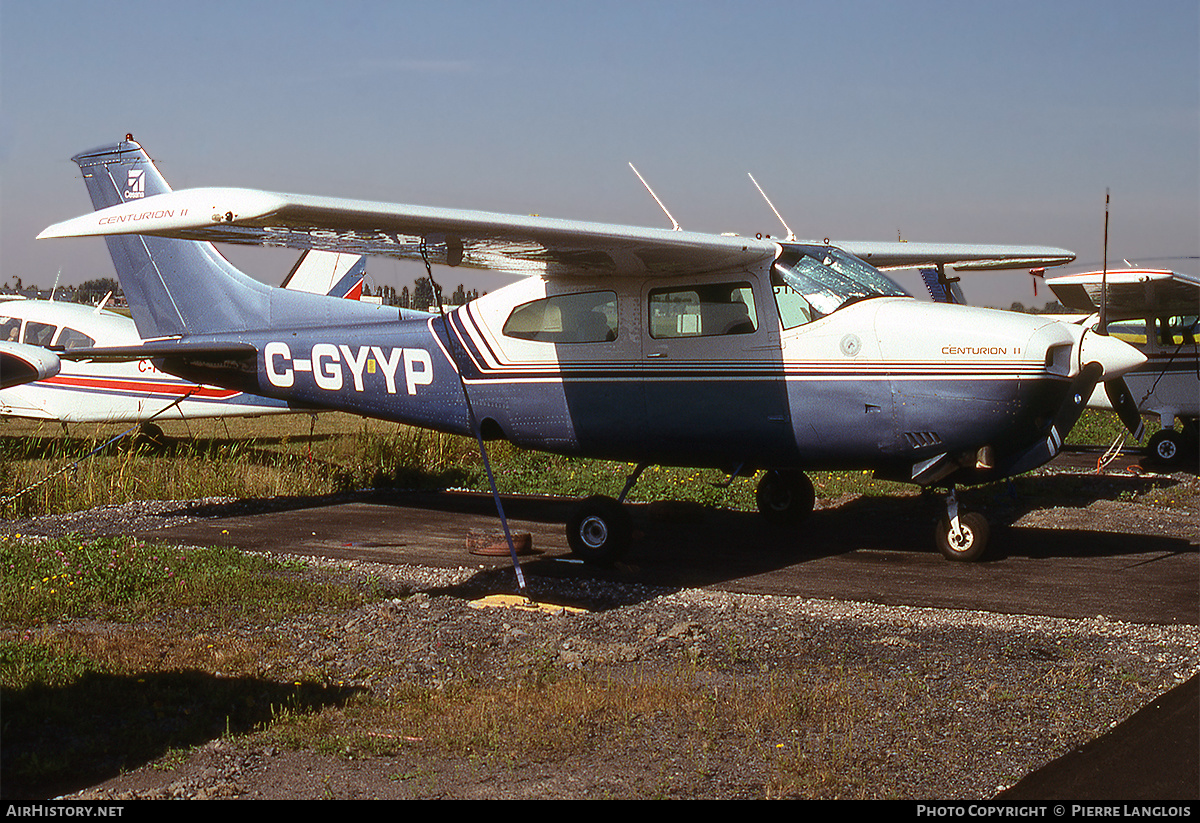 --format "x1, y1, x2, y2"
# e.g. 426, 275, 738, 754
72, 137, 271, 338
70, 138, 393, 339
